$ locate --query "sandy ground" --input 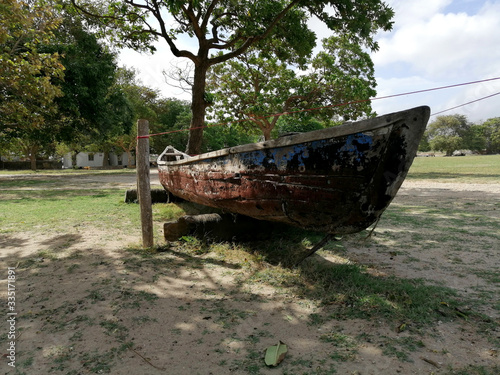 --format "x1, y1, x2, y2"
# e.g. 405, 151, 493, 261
0, 172, 499, 375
